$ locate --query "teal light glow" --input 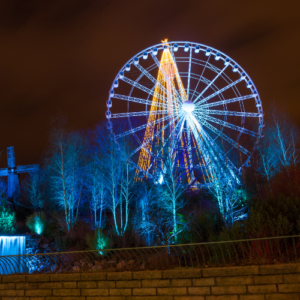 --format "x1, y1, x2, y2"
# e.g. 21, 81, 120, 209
34, 215, 44, 235
95, 229, 110, 255
26, 212, 46, 235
